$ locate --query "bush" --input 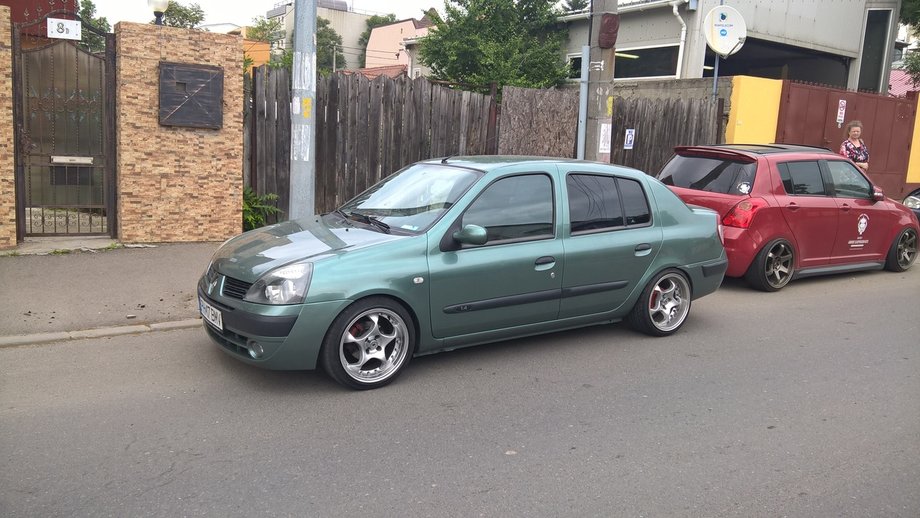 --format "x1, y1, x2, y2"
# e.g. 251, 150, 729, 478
243, 187, 282, 231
